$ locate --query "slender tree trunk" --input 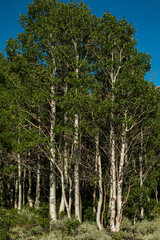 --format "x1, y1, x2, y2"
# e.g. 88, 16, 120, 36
116, 122, 126, 232
59, 195, 65, 213
49, 84, 57, 225
74, 113, 81, 222
73, 40, 81, 222
35, 156, 40, 209
23, 166, 26, 206
96, 132, 103, 231
109, 117, 116, 232
101, 172, 108, 232
64, 84, 68, 186
69, 176, 72, 216
14, 176, 18, 209
140, 128, 144, 219
59, 86, 69, 215
156, 186, 159, 203
93, 186, 97, 214
18, 153, 22, 212
60, 165, 71, 218
27, 168, 33, 208
93, 141, 98, 214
